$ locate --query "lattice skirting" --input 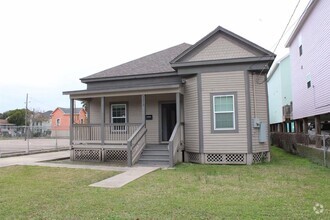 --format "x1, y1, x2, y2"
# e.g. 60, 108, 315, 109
205, 153, 246, 164
253, 151, 269, 163
187, 152, 270, 164
73, 149, 102, 162
187, 152, 201, 163
104, 149, 127, 162
72, 148, 127, 162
